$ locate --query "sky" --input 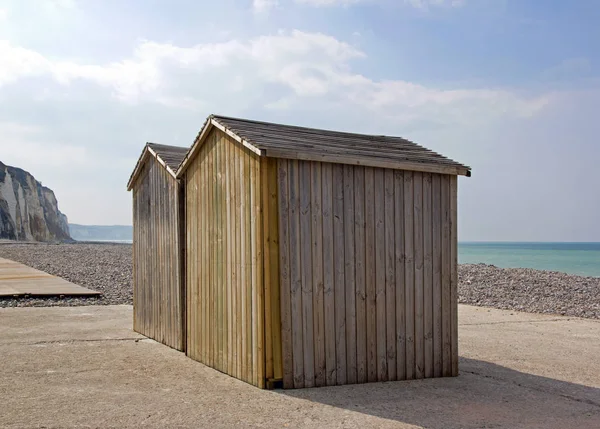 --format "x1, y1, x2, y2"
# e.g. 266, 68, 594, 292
0, 0, 599, 241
